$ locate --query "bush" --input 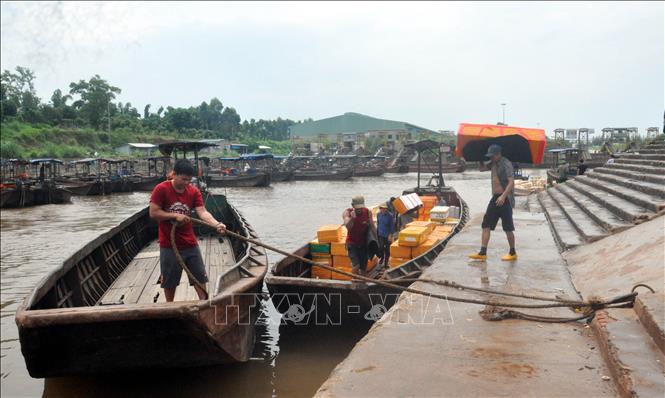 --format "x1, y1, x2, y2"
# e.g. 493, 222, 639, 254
0, 140, 24, 158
